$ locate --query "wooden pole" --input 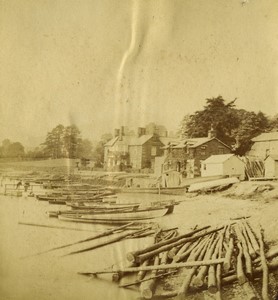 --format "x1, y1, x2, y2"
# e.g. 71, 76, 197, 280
30, 222, 135, 256
244, 221, 260, 255
66, 226, 152, 256
176, 235, 212, 299
137, 231, 160, 281
18, 221, 96, 232
137, 260, 150, 281
126, 226, 210, 262
223, 237, 234, 273
78, 259, 225, 276
254, 245, 278, 264
235, 225, 252, 278
120, 270, 176, 288
191, 234, 218, 288
135, 226, 224, 264
240, 222, 256, 259
222, 260, 278, 285
173, 239, 201, 263
215, 227, 225, 300
258, 227, 270, 300
167, 245, 182, 259
208, 237, 221, 294
237, 242, 246, 285
140, 256, 160, 299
